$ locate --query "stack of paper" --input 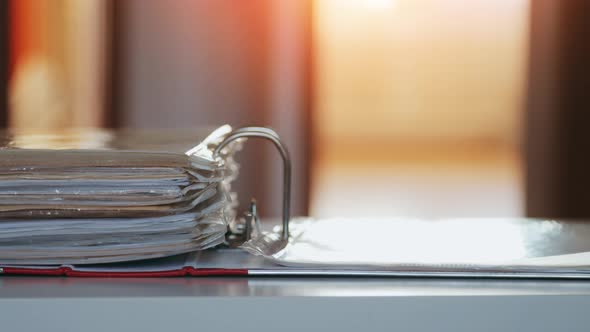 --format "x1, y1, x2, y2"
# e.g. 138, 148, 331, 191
0, 126, 238, 264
